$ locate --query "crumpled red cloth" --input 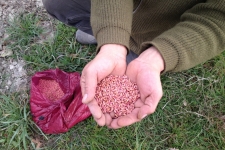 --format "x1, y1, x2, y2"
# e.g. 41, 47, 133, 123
30, 69, 91, 134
